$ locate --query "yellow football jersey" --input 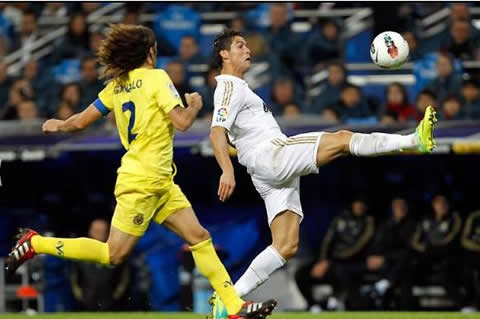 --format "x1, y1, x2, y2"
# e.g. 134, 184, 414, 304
93, 68, 184, 181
